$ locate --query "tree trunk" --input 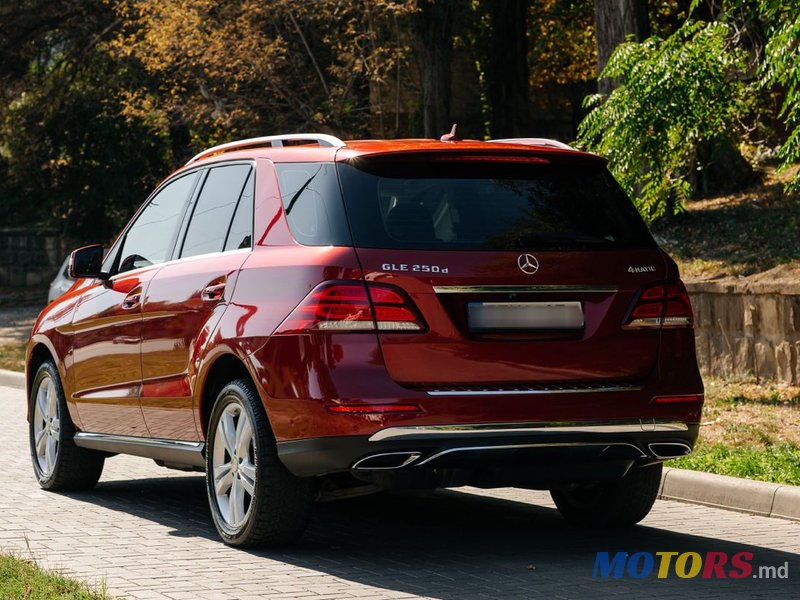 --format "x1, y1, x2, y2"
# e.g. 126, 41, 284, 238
478, 0, 531, 138
594, 0, 649, 94
416, 0, 455, 139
